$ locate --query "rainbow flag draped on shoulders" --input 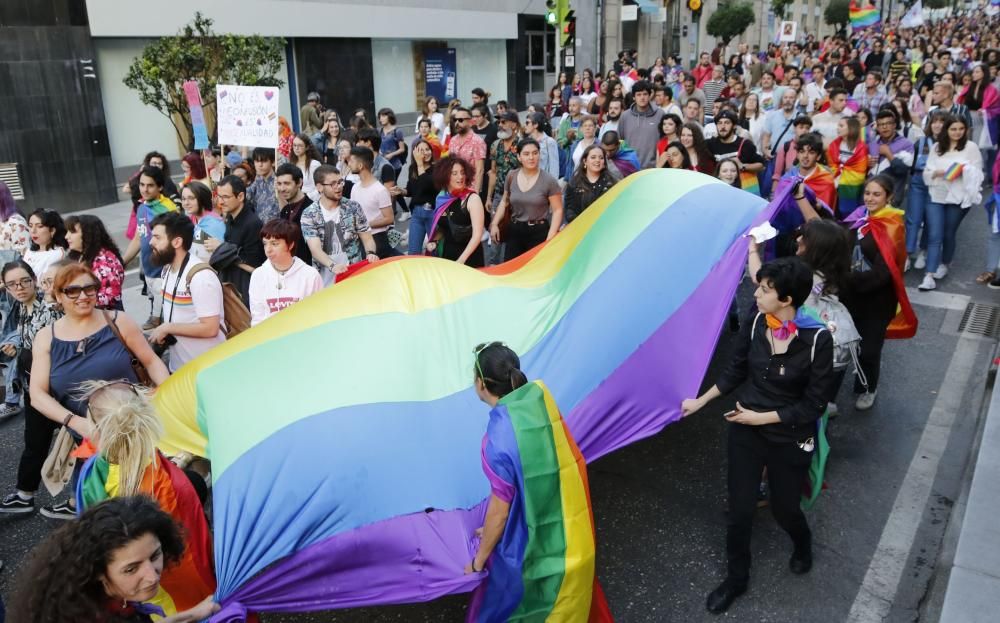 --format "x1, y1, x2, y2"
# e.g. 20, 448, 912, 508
844, 206, 918, 339
77, 452, 216, 615
827, 138, 868, 217
849, 1, 880, 31
467, 380, 611, 622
